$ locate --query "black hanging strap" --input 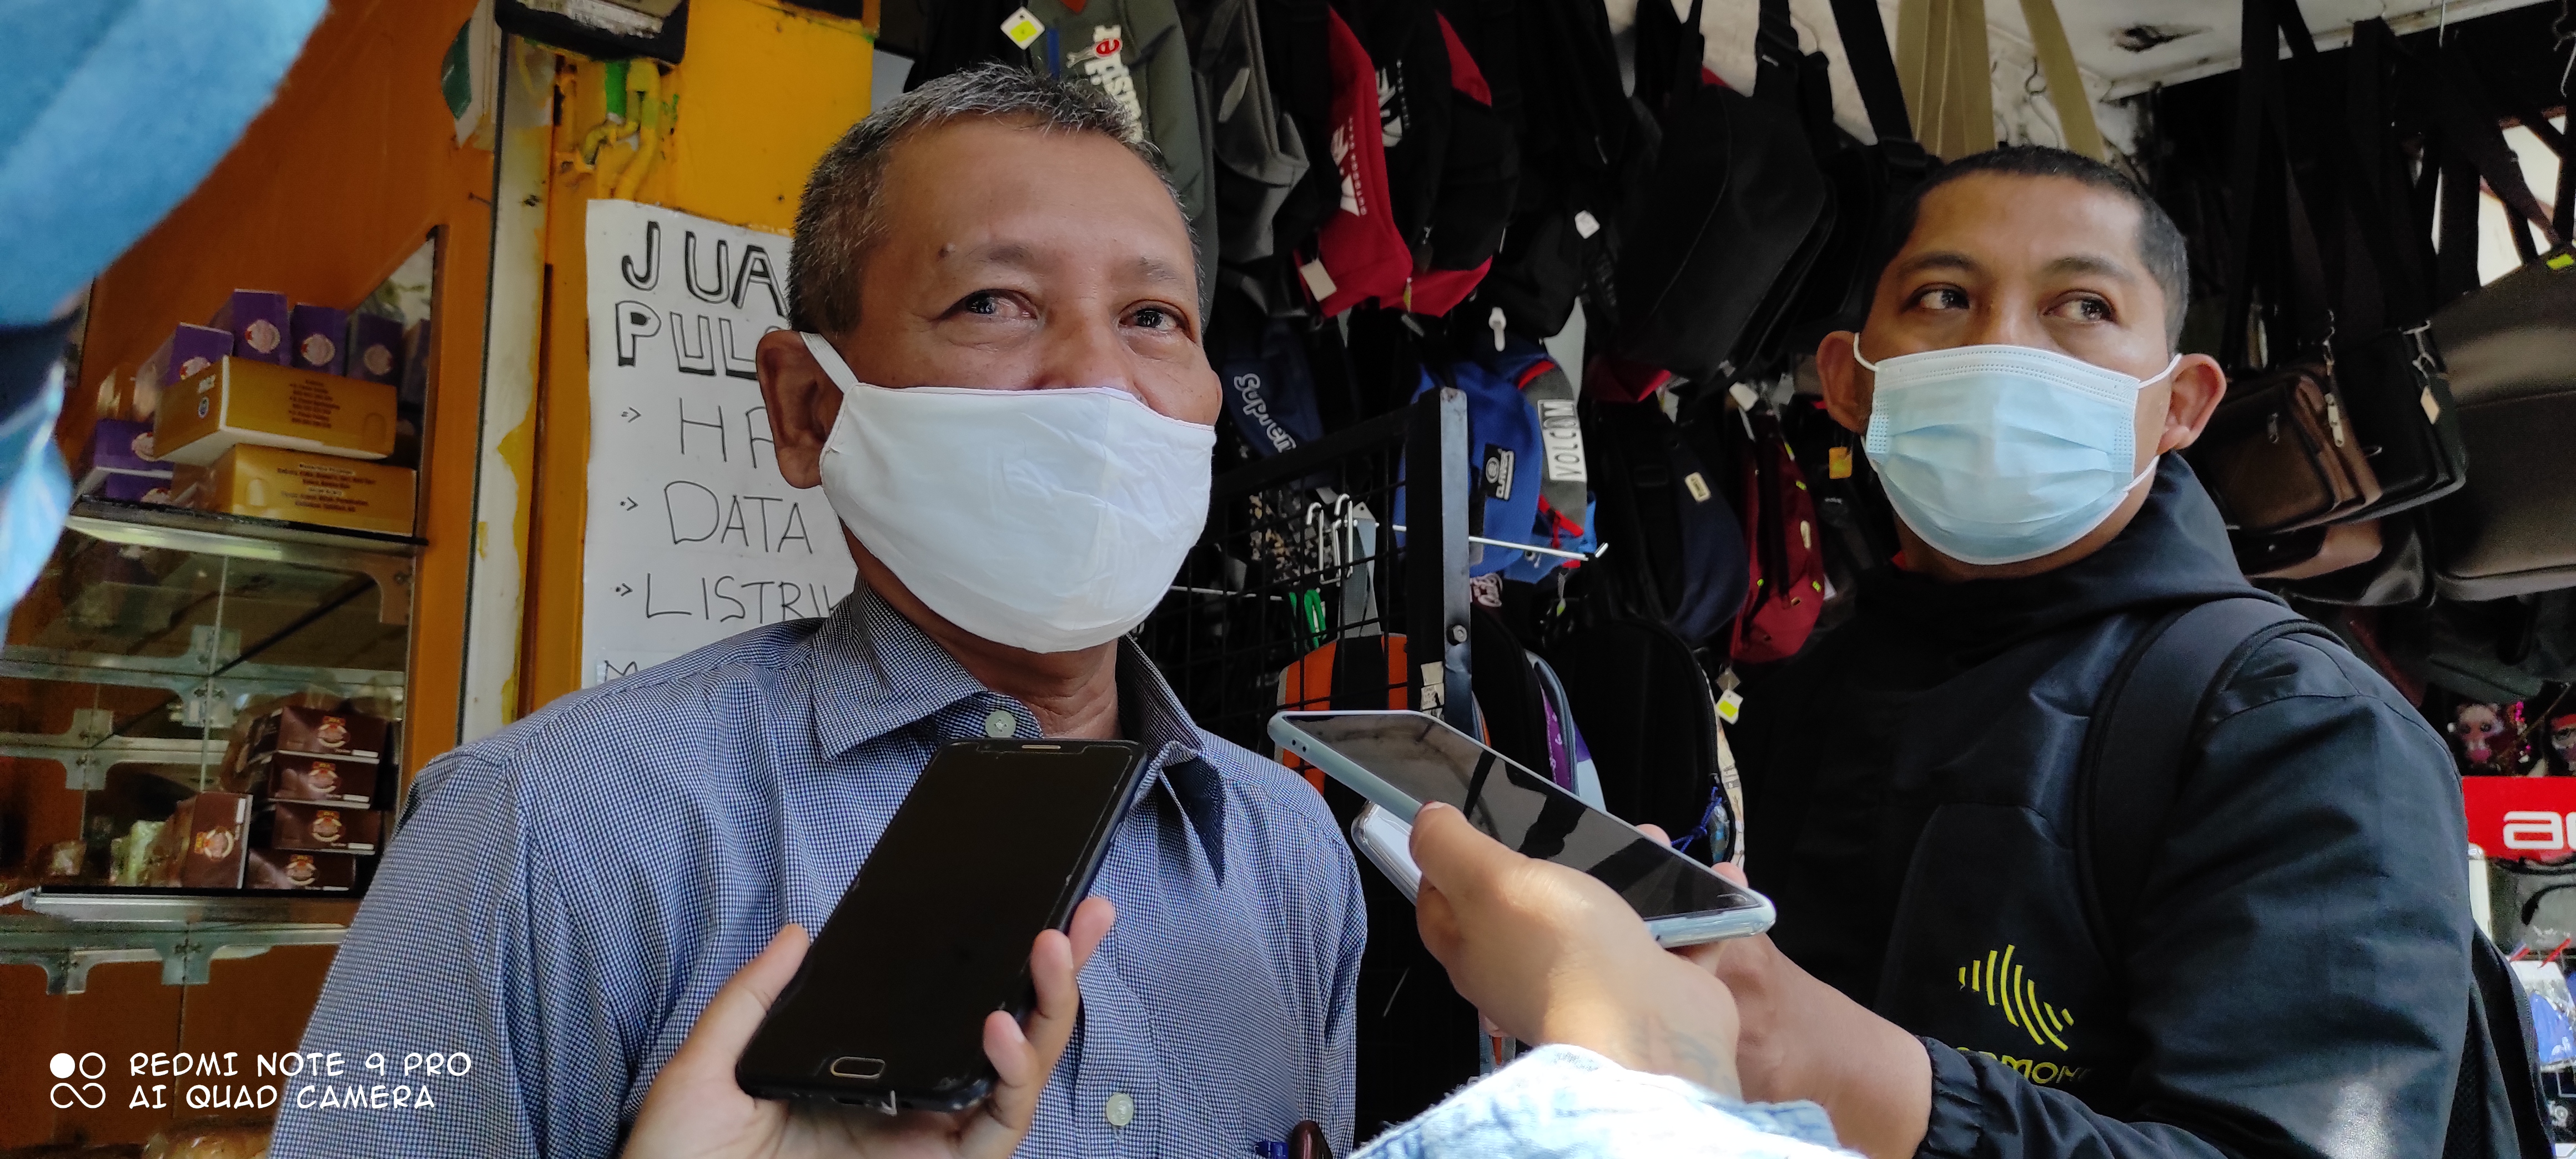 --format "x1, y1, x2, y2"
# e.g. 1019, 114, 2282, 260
1824, 0, 1915, 143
